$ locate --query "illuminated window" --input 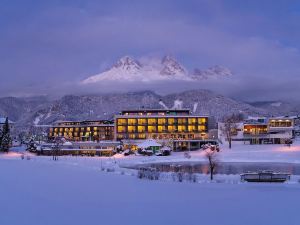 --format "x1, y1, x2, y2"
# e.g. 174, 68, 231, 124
69, 128, 74, 132
148, 118, 156, 125
168, 125, 175, 132
129, 134, 136, 139
127, 126, 136, 133
178, 125, 186, 132
148, 126, 156, 132
198, 118, 207, 124
117, 134, 124, 139
75, 127, 79, 132
117, 126, 126, 133
188, 125, 196, 132
93, 127, 97, 131
93, 132, 97, 136
117, 119, 127, 125
188, 118, 197, 124
138, 118, 146, 125
158, 118, 166, 125
59, 128, 63, 132
138, 134, 146, 139
128, 119, 137, 125
138, 126, 145, 133
168, 118, 175, 125
157, 126, 165, 133
178, 118, 187, 124
198, 125, 206, 131
87, 127, 91, 132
